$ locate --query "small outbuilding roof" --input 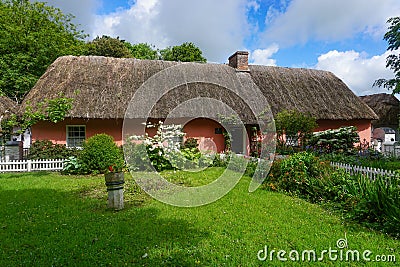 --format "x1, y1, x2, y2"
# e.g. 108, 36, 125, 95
360, 93, 399, 128
0, 96, 17, 118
